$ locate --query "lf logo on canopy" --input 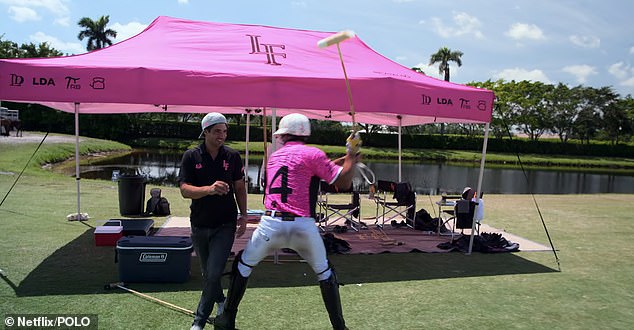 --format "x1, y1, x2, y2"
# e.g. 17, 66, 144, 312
247, 34, 286, 66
